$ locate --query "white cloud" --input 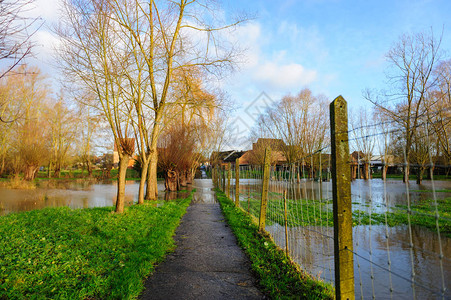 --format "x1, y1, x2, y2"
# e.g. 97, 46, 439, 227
253, 62, 317, 89
24, 0, 61, 23
226, 21, 263, 69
